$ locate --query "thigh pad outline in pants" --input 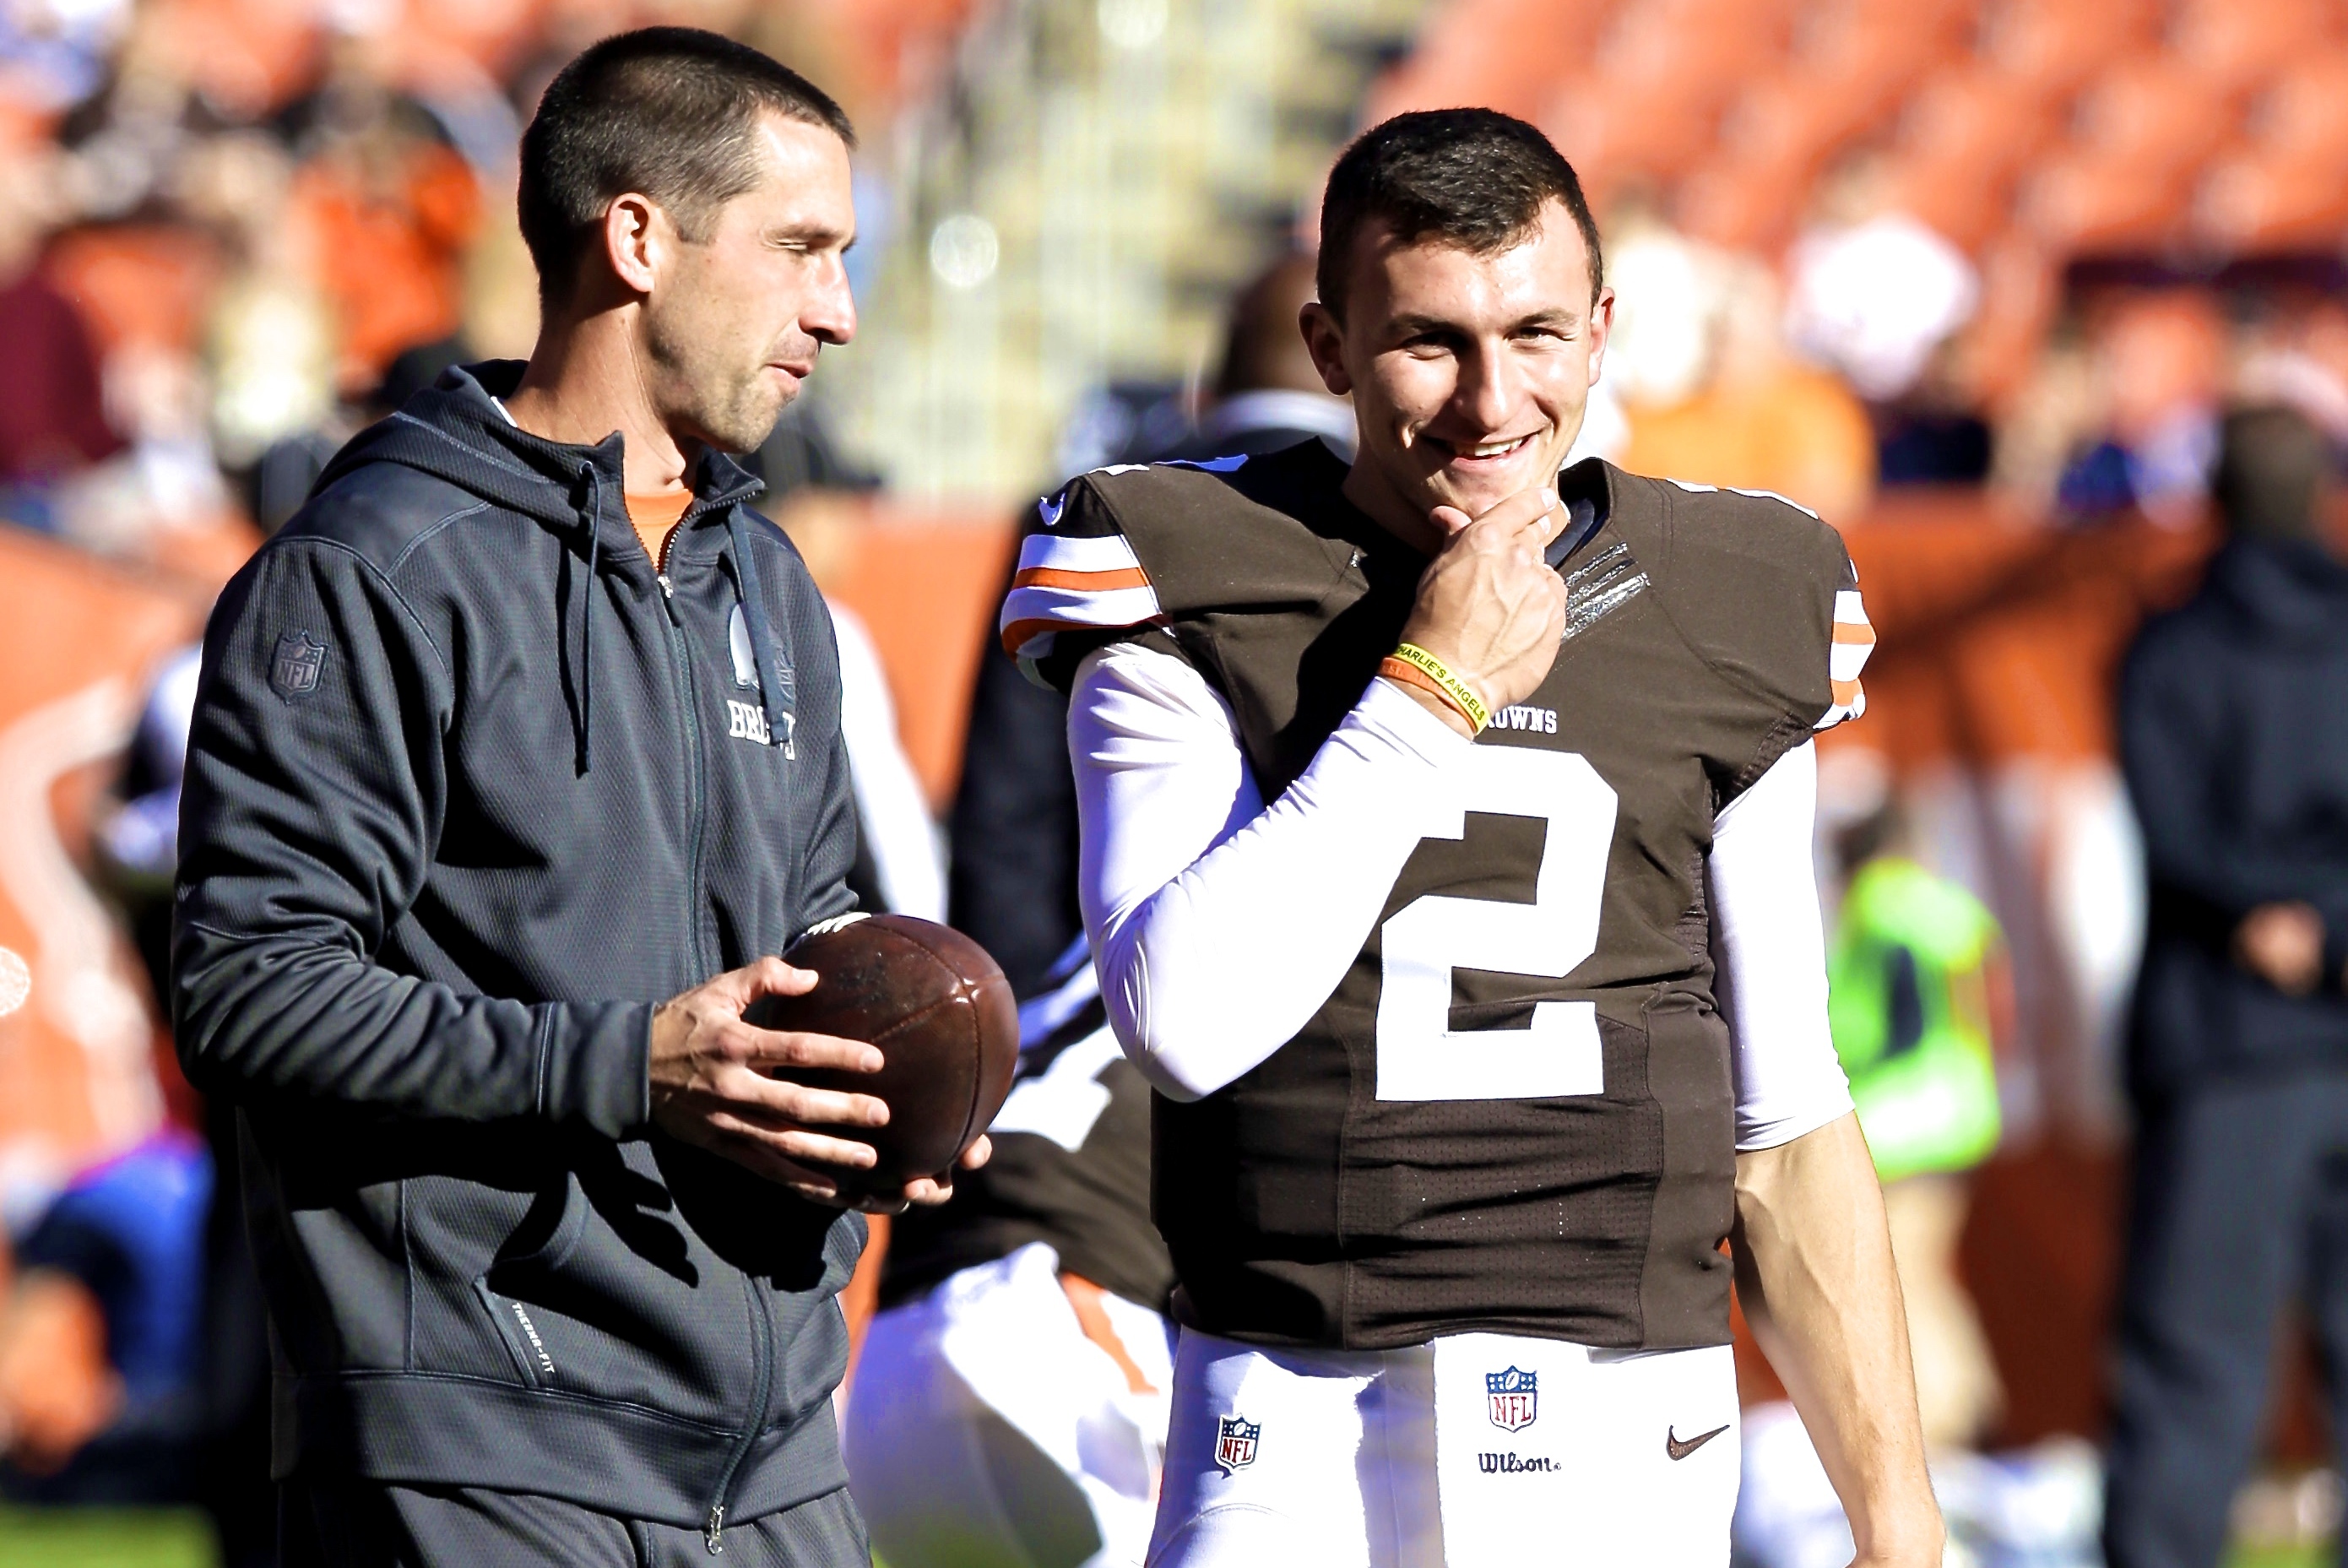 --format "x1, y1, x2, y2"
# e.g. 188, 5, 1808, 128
1148, 1328, 1441, 1568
